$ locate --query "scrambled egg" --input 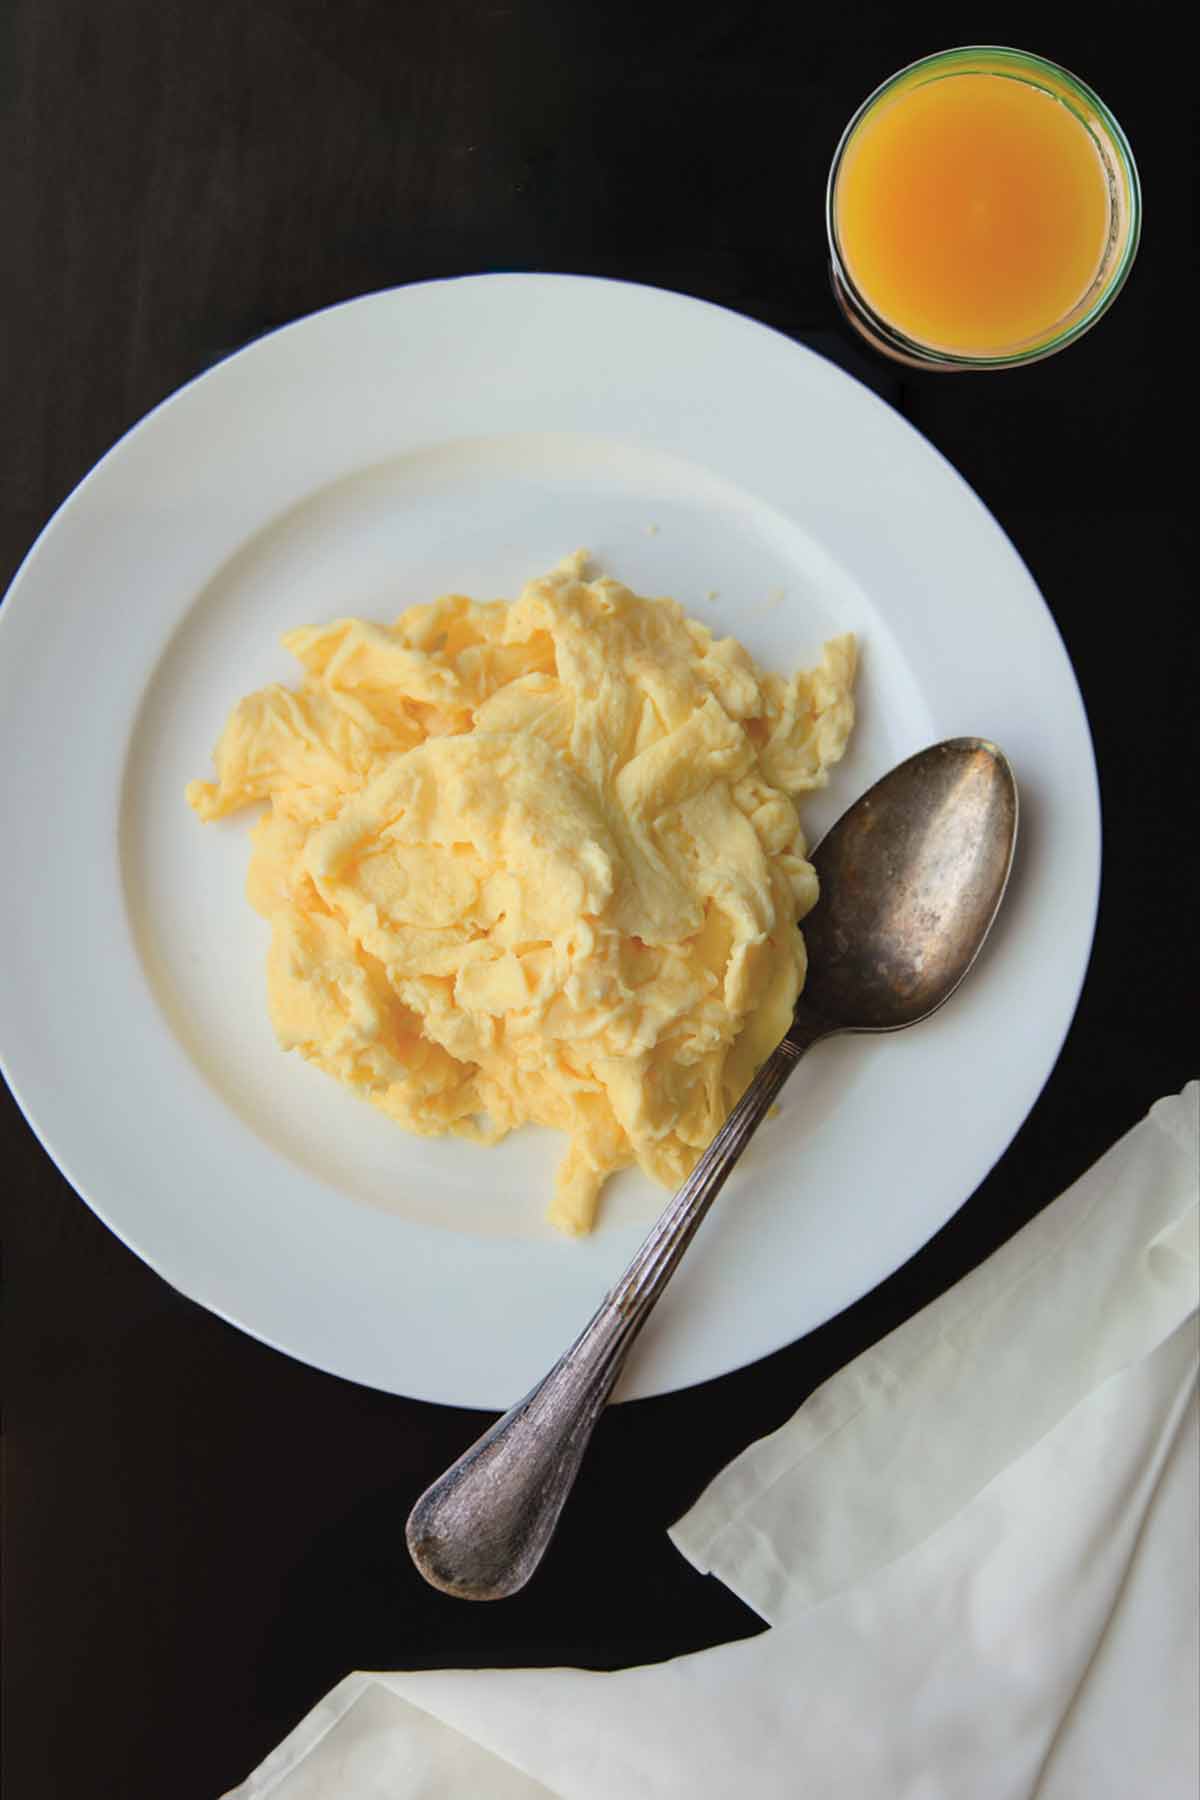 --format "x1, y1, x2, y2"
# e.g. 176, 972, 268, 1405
188, 555, 856, 1234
